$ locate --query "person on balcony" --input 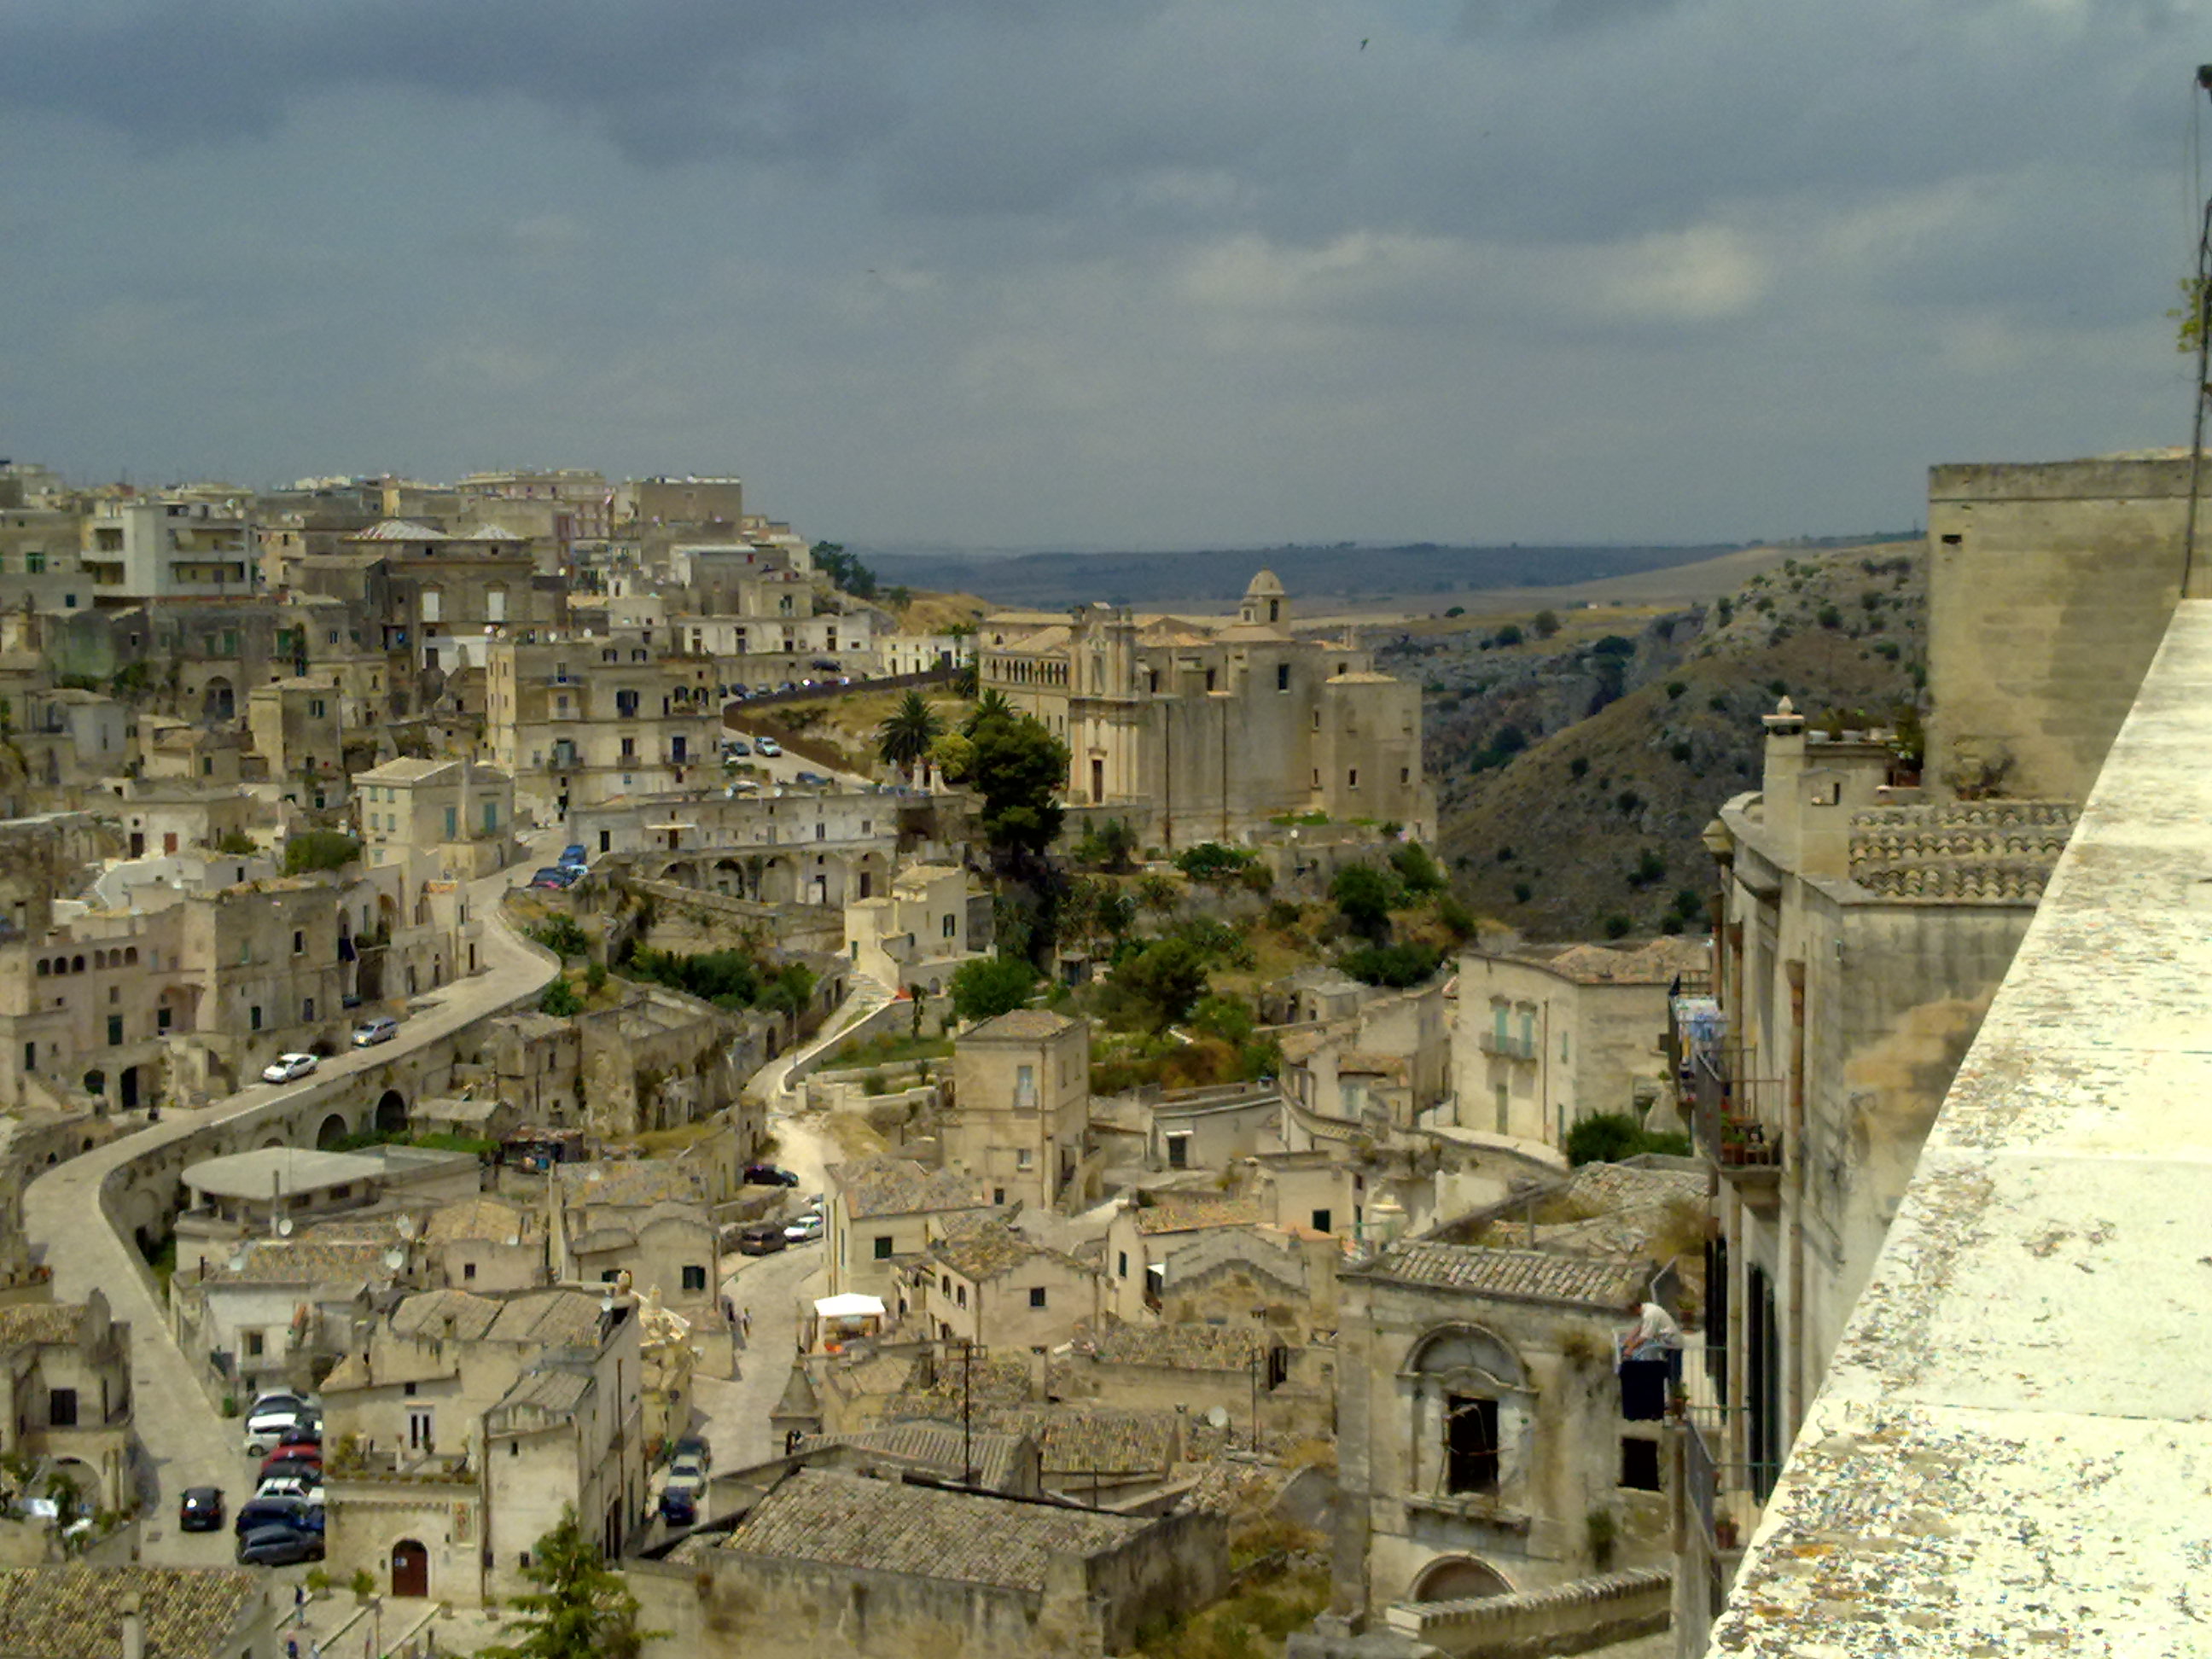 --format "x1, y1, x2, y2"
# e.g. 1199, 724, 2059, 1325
1625, 1298, 1684, 1377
